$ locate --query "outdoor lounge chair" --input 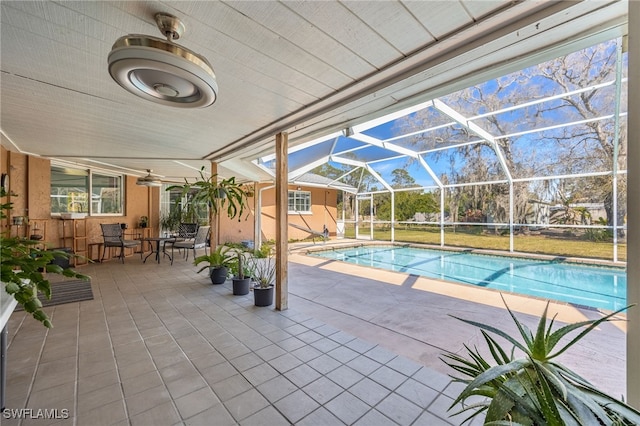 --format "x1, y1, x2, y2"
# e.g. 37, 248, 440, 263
288, 222, 329, 244
100, 223, 142, 263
